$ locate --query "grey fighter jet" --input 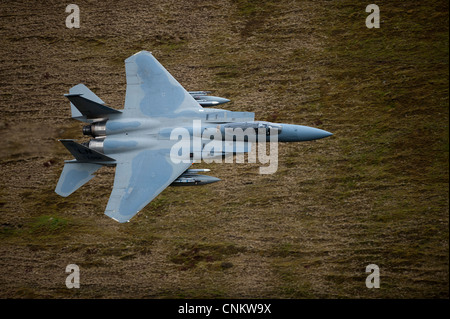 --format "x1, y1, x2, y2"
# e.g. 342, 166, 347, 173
55, 51, 332, 223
